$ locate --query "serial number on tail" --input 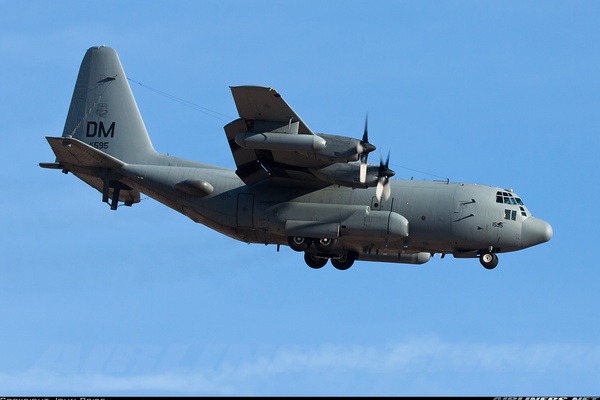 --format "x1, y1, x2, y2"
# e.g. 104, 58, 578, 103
88, 141, 109, 149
